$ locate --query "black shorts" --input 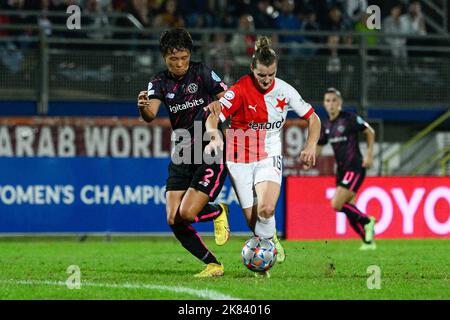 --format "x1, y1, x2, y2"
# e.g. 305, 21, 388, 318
166, 161, 227, 201
336, 168, 366, 193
